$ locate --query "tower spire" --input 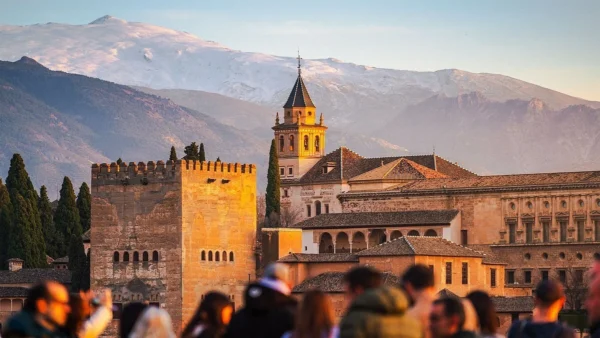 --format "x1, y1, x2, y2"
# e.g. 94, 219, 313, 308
297, 49, 302, 76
